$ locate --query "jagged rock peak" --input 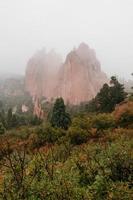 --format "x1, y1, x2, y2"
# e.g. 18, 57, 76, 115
25, 48, 62, 98
77, 43, 96, 61
78, 42, 90, 53
25, 43, 108, 105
